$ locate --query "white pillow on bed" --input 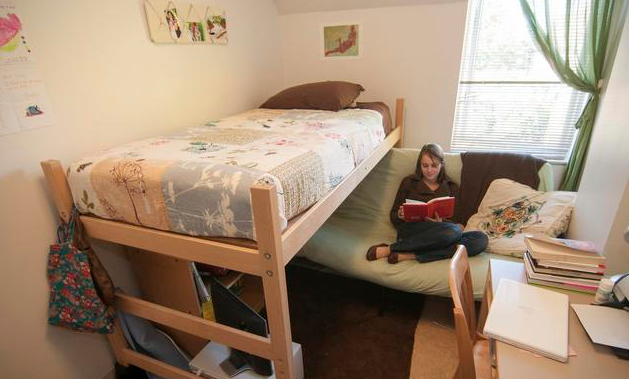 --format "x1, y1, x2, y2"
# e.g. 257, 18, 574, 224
464, 179, 576, 258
